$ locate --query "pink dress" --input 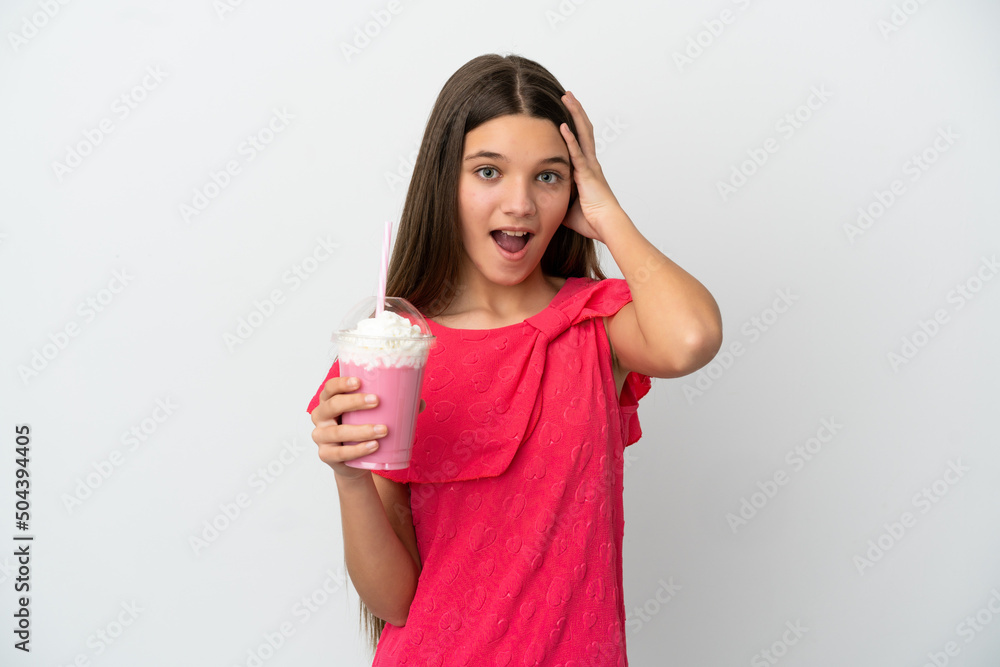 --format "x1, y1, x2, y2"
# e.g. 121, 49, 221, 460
307, 277, 651, 666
